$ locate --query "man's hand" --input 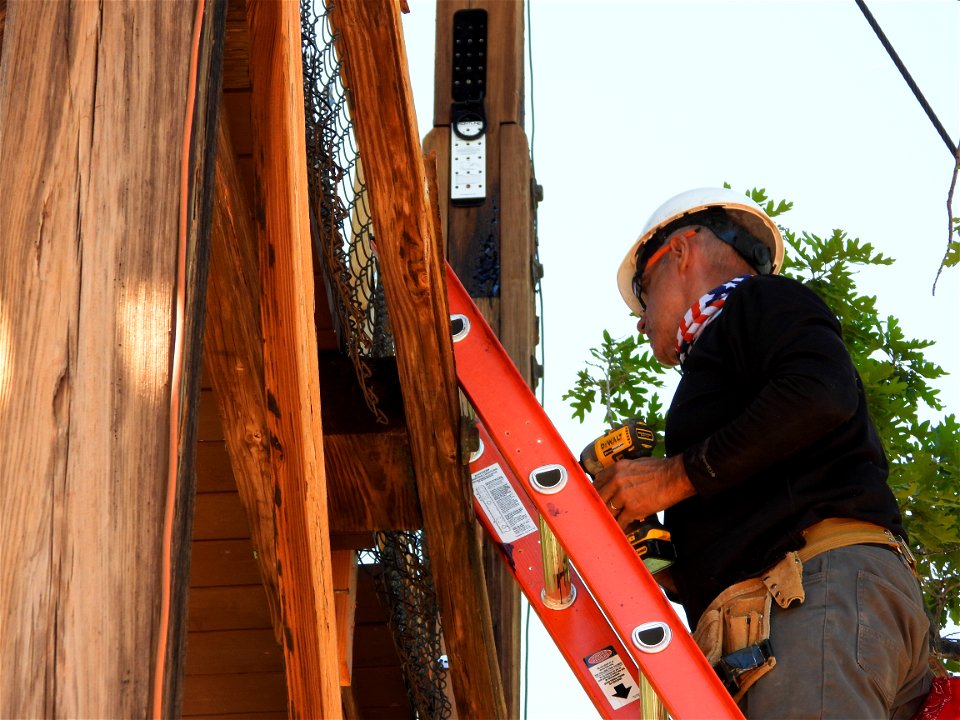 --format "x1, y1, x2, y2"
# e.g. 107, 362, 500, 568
593, 455, 696, 530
